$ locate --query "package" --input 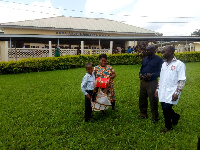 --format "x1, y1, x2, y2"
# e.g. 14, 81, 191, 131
95, 77, 110, 88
